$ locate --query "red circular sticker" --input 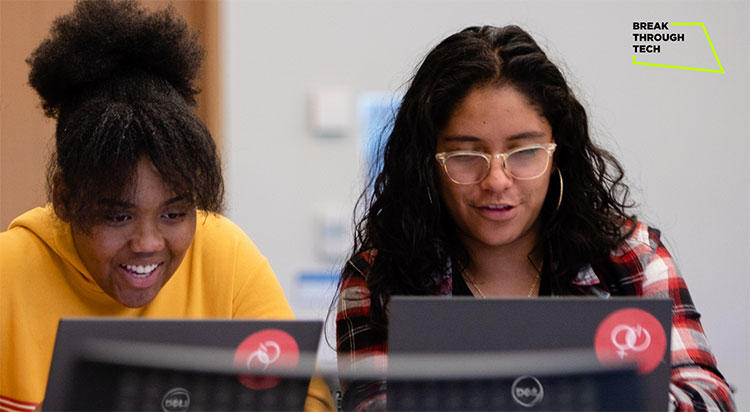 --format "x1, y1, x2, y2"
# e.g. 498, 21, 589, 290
233, 328, 300, 390
594, 308, 667, 374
